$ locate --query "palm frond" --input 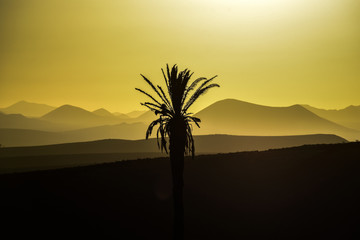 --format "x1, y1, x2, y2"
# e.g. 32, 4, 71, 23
187, 116, 201, 128
143, 102, 162, 109
157, 122, 168, 153
136, 64, 219, 159
146, 117, 169, 153
181, 77, 207, 107
140, 74, 172, 110
140, 102, 161, 113
184, 121, 195, 158
135, 88, 162, 106
157, 85, 173, 113
161, 68, 169, 89
183, 83, 220, 113
146, 118, 162, 139
182, 76, 217, 112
